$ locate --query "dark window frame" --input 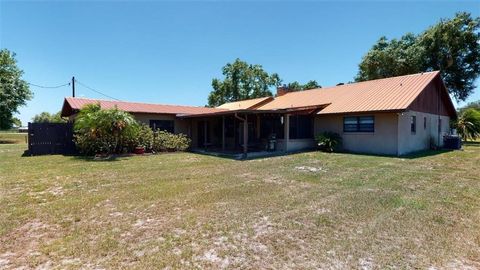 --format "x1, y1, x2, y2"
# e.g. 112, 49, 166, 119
423, 117, 427, 130
149, 120, 175, 133
289, 115, 313, 139
343, 116, 375, 133
260, 115, 284, 139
